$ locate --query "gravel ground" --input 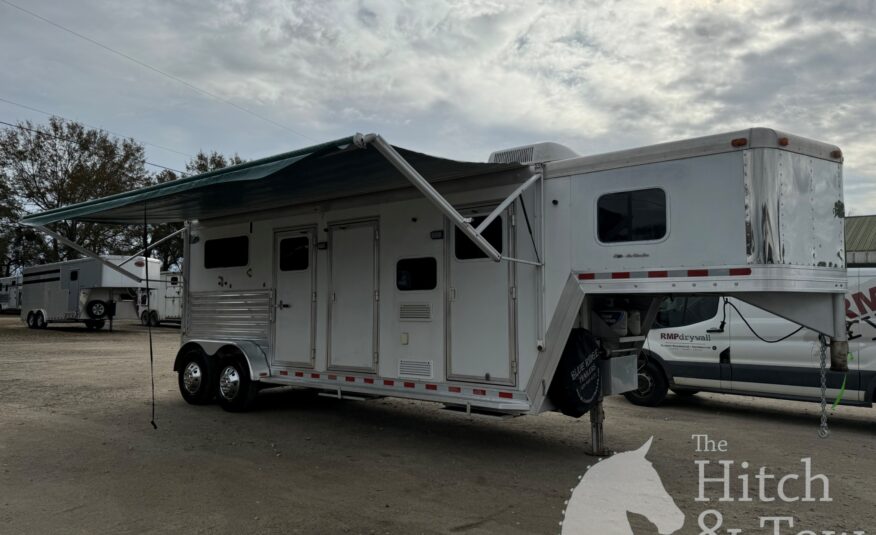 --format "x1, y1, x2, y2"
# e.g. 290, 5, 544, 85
0, 313, 873, 534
